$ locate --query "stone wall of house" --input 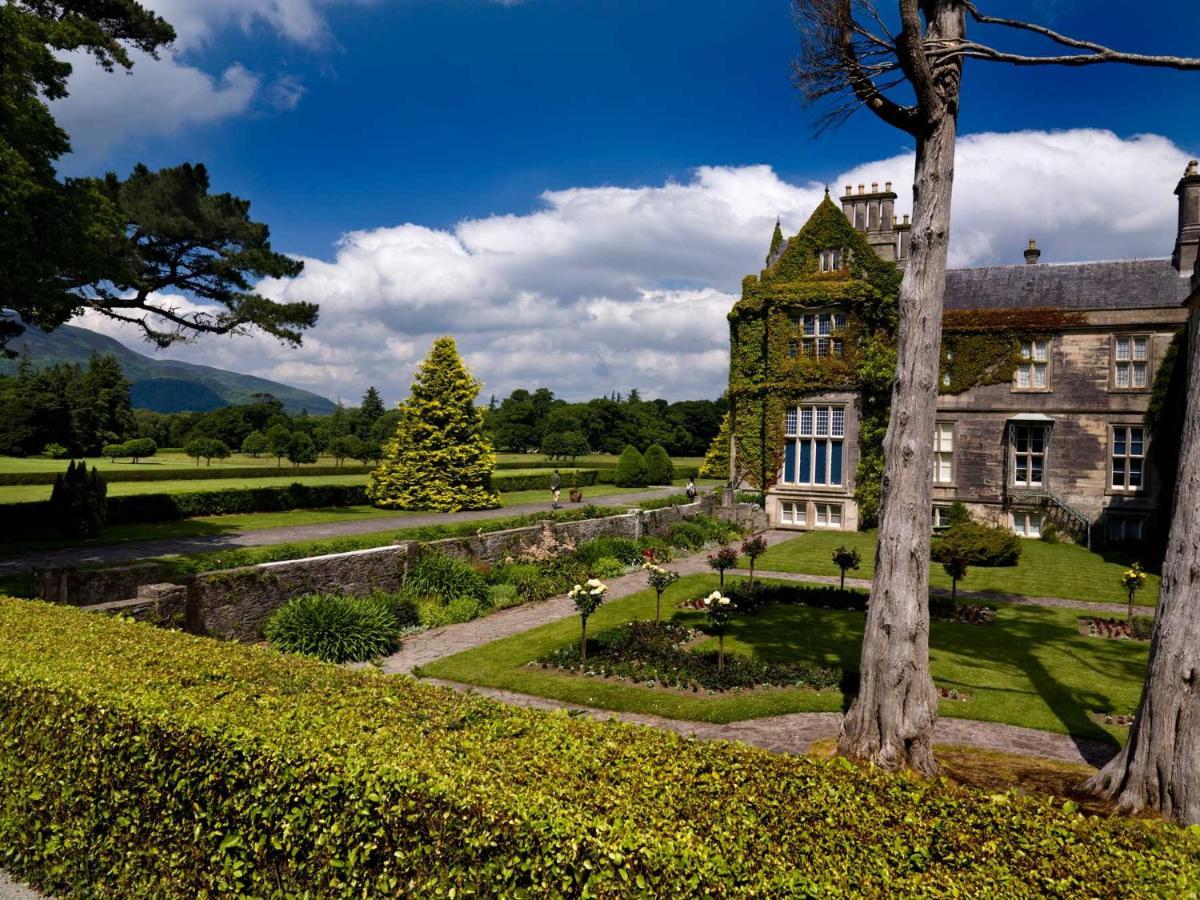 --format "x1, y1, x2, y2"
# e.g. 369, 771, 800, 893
77, 496, 736, 642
